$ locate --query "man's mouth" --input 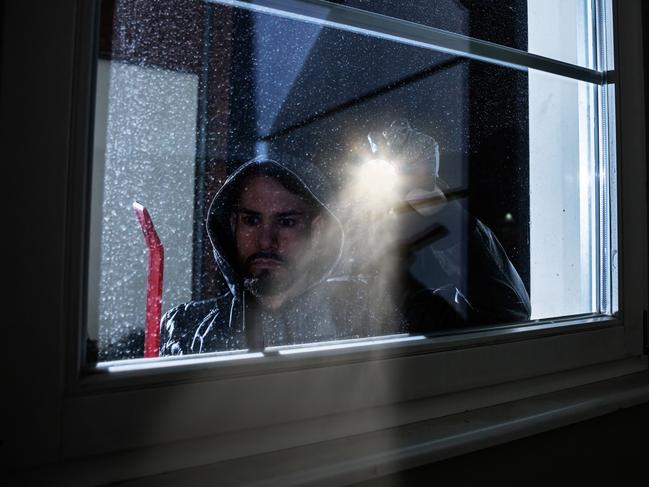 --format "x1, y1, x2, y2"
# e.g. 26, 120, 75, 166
250, 258, 283, 269
247, 253, 285, 270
